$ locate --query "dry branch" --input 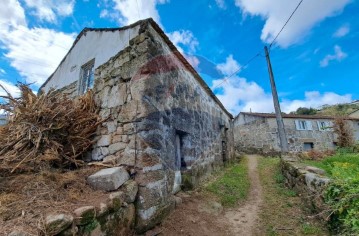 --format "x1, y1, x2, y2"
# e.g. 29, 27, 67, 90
0, 83, 103, 175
